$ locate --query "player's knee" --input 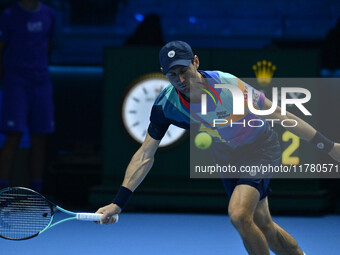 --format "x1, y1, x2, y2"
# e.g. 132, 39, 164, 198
229, 209, 253, 230
254, 214, 274, 234
256, 219, 274, 235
